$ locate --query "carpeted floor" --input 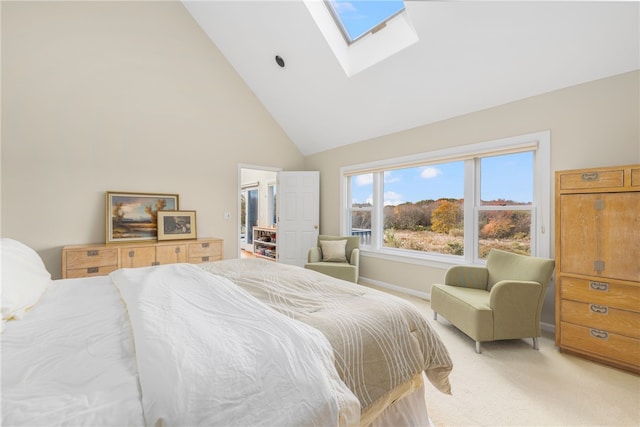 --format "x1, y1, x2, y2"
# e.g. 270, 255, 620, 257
371, 285, 640, 427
